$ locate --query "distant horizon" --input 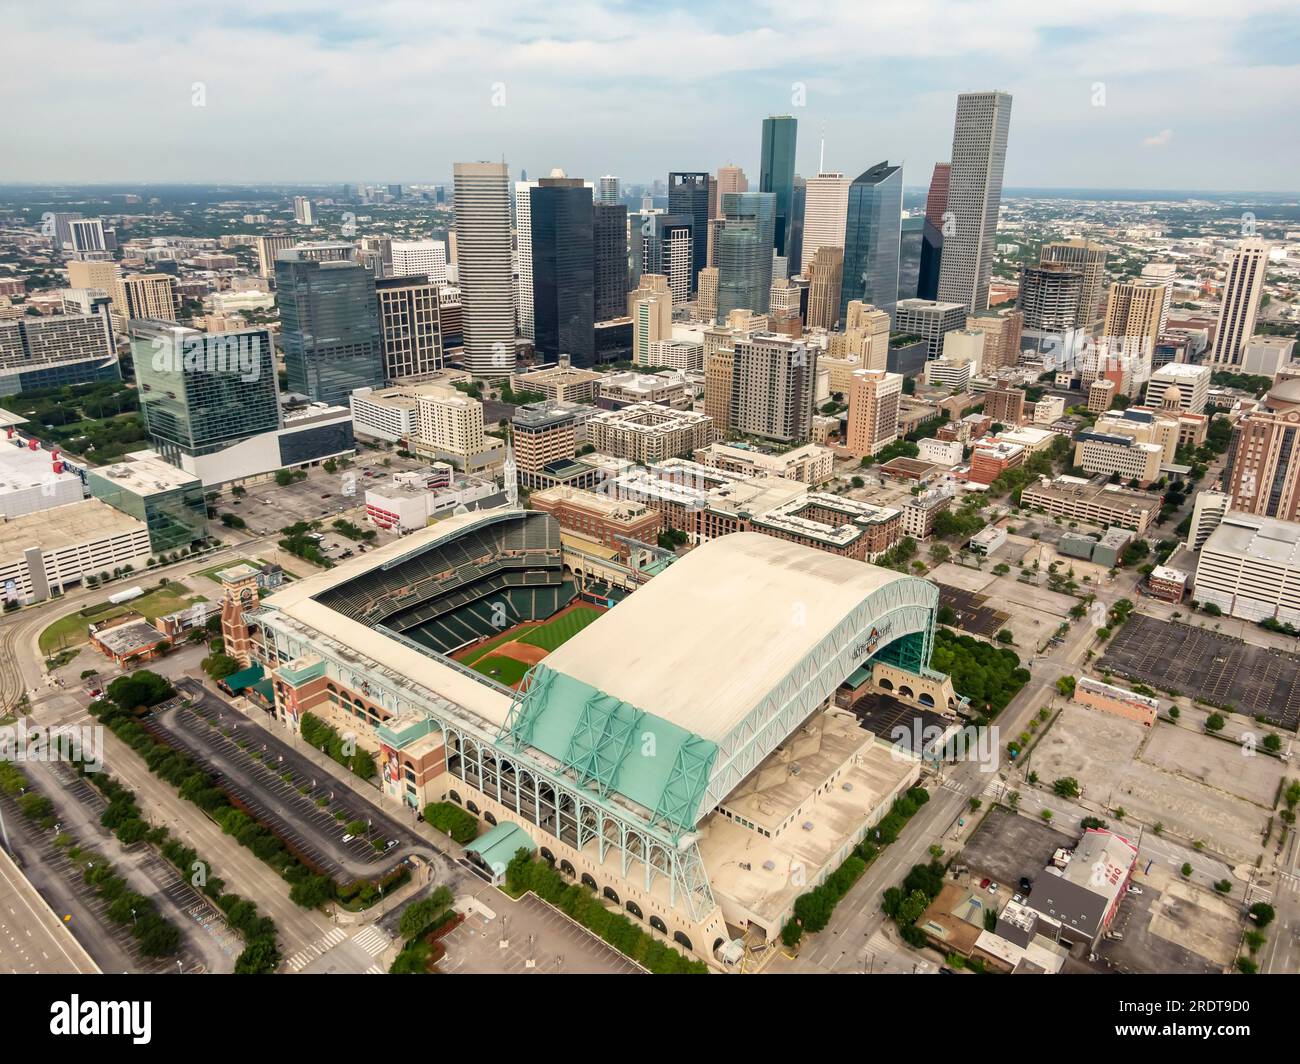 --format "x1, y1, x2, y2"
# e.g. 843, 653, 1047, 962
3, 182, 1299, 201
